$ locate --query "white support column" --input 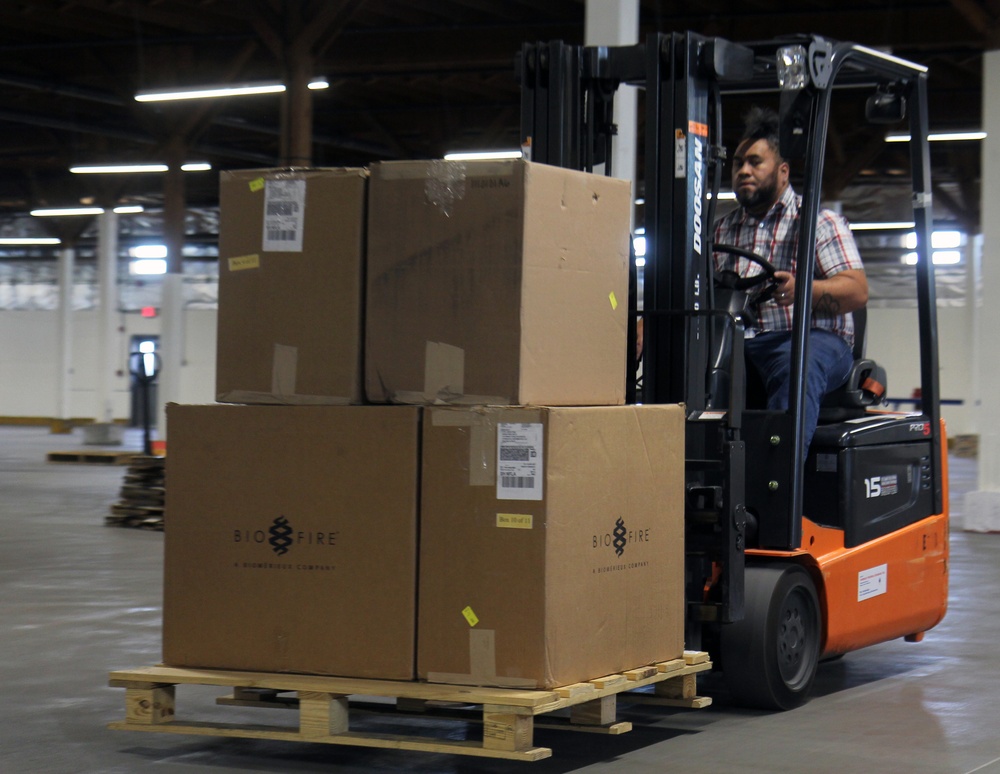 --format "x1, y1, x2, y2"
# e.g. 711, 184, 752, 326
965, 49, 1000, 531
56, 246, 75, 428
96, 211, 119, 423
157, 273, 184, 436
585, 0, 640, 225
